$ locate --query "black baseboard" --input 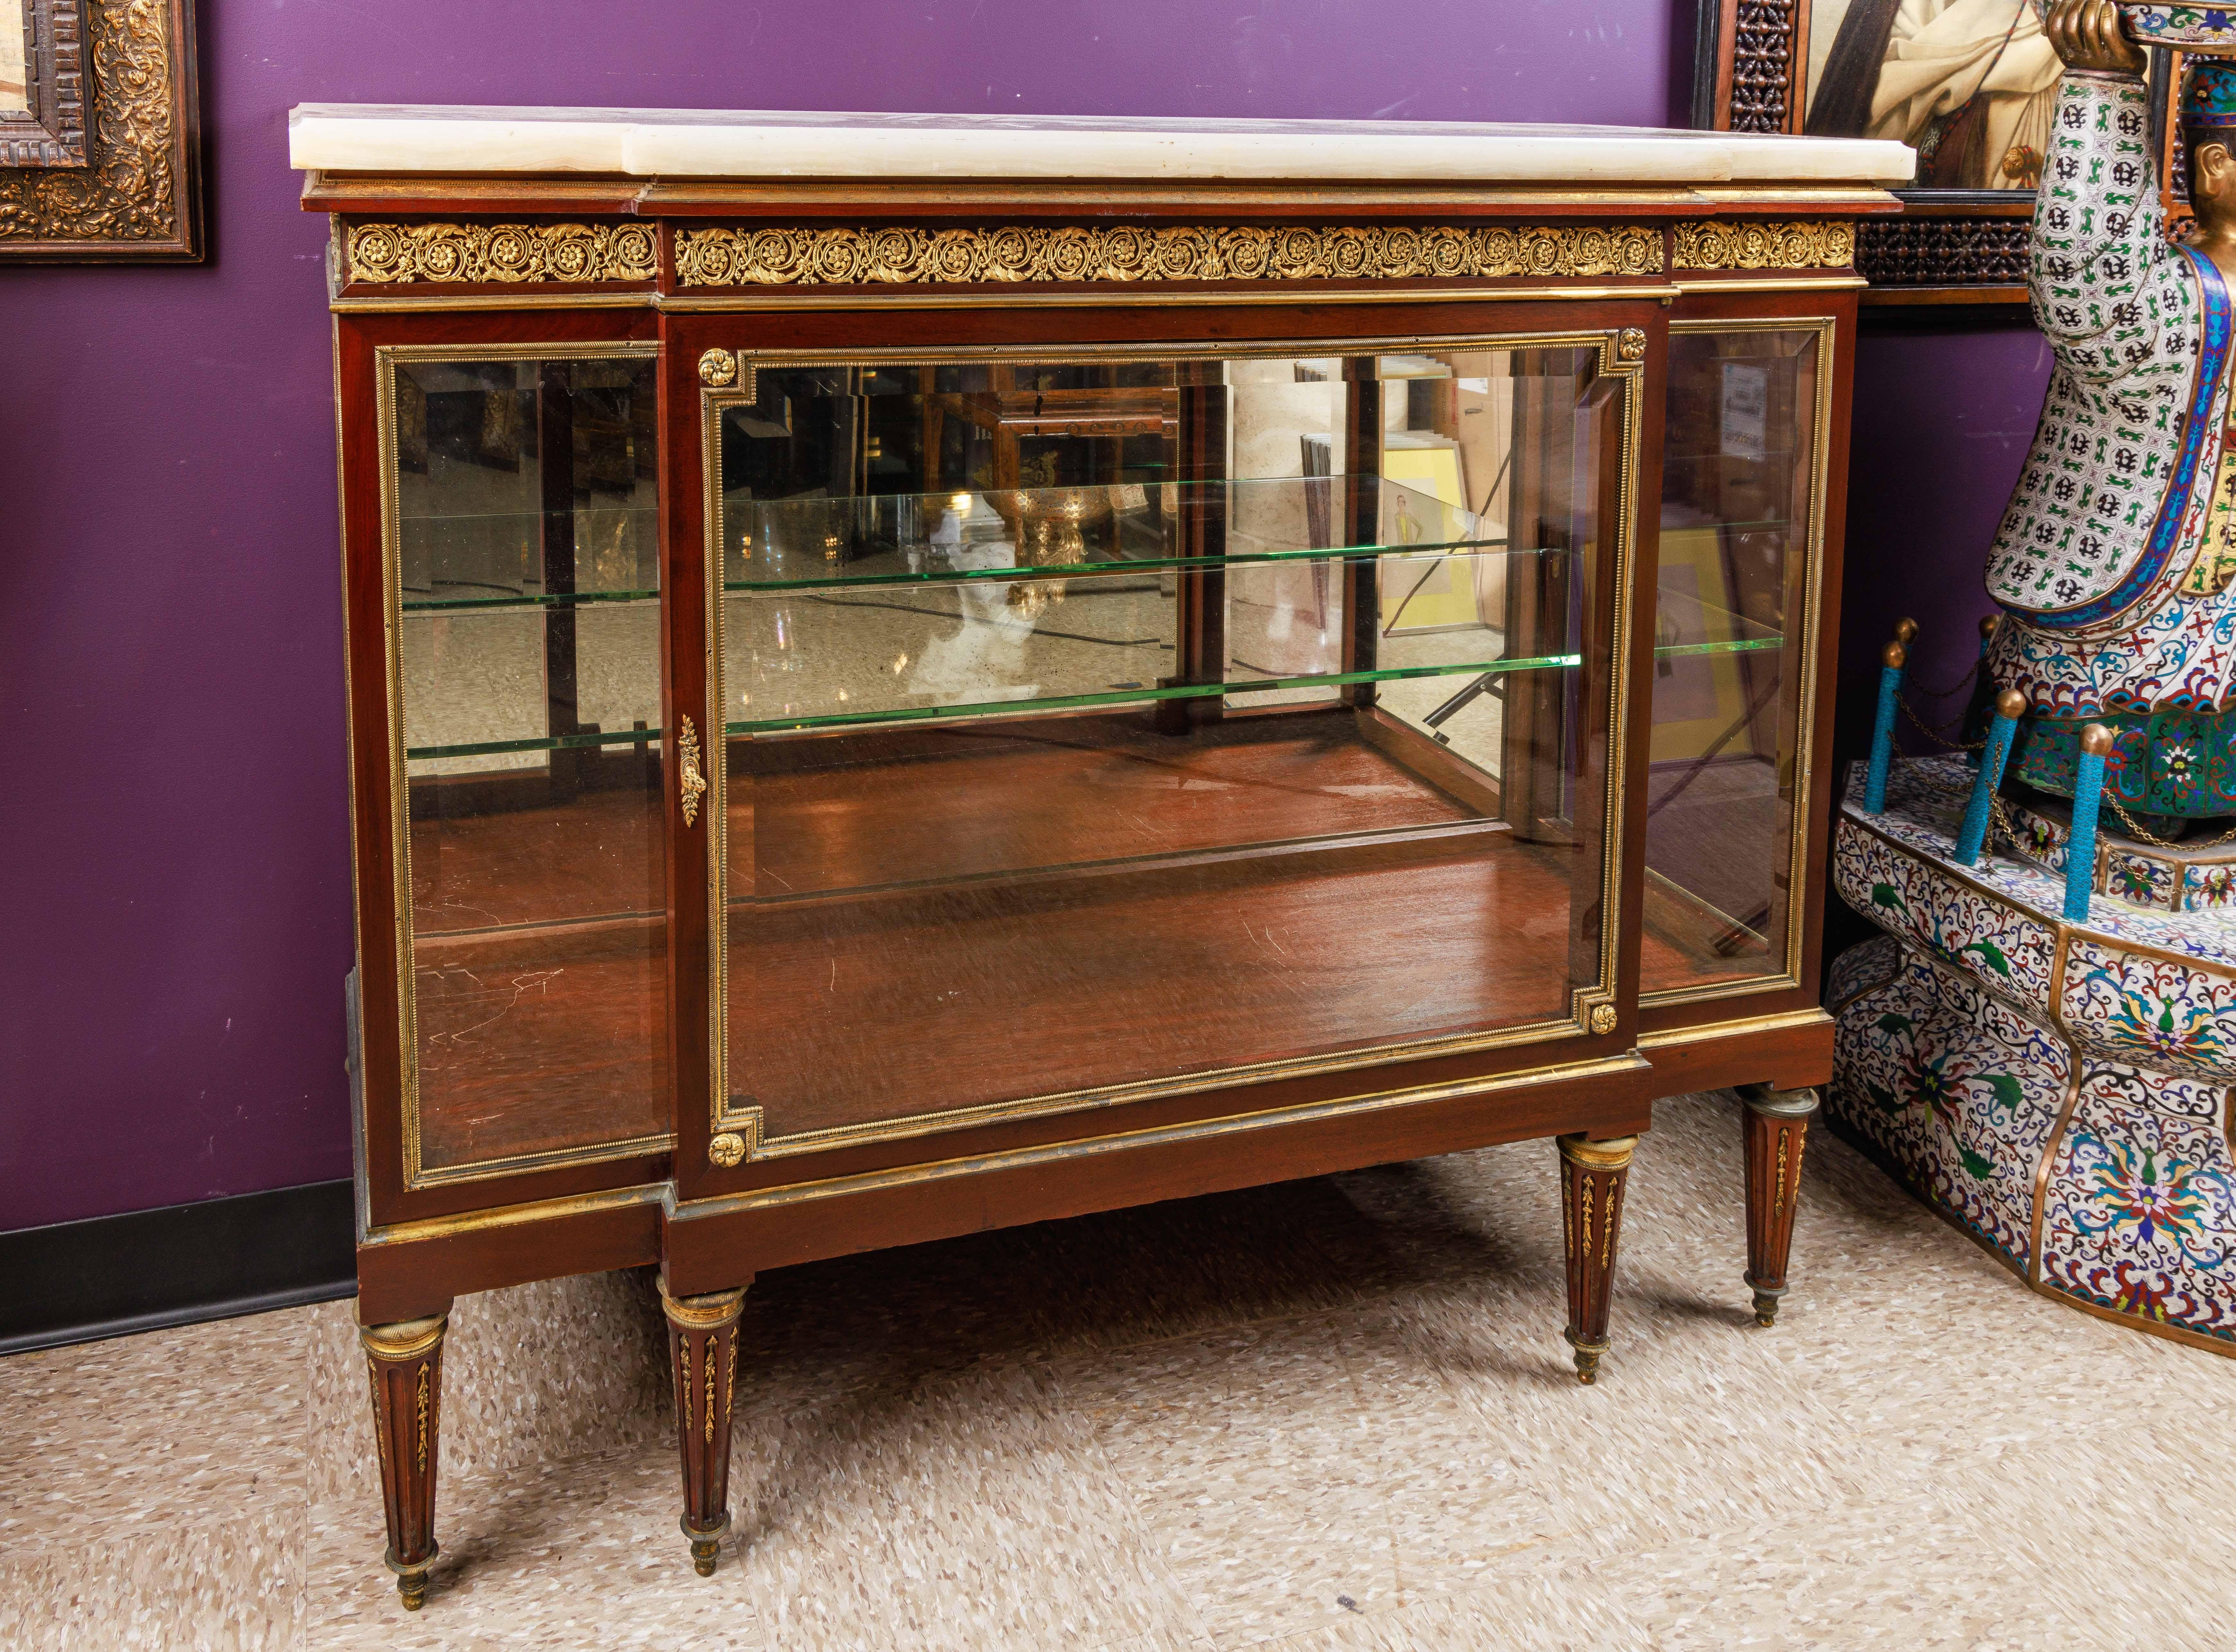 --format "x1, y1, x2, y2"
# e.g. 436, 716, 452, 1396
0, 1180, 356, 1357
